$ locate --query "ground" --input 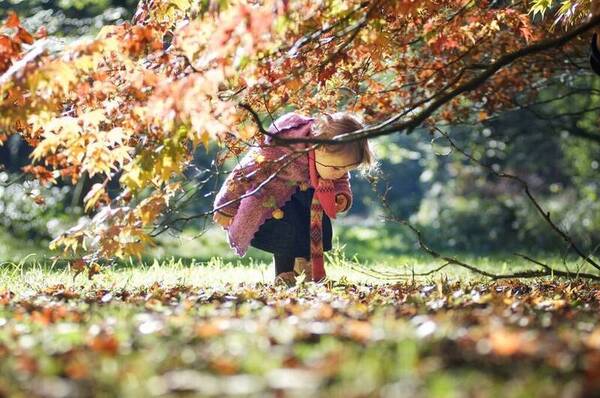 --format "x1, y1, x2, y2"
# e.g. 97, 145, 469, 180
1, 253, 599, 398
